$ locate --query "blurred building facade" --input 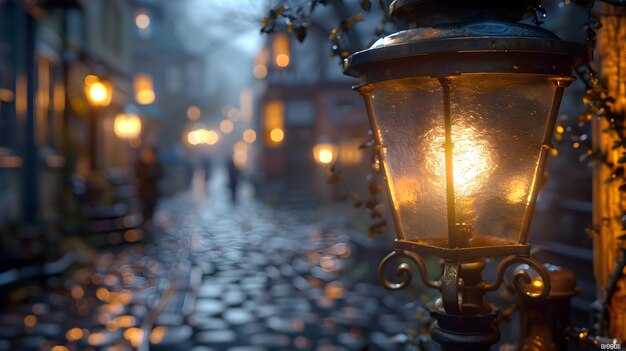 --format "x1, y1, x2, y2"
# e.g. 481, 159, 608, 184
254, 18, 370, 204
130, 0, 208, 195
